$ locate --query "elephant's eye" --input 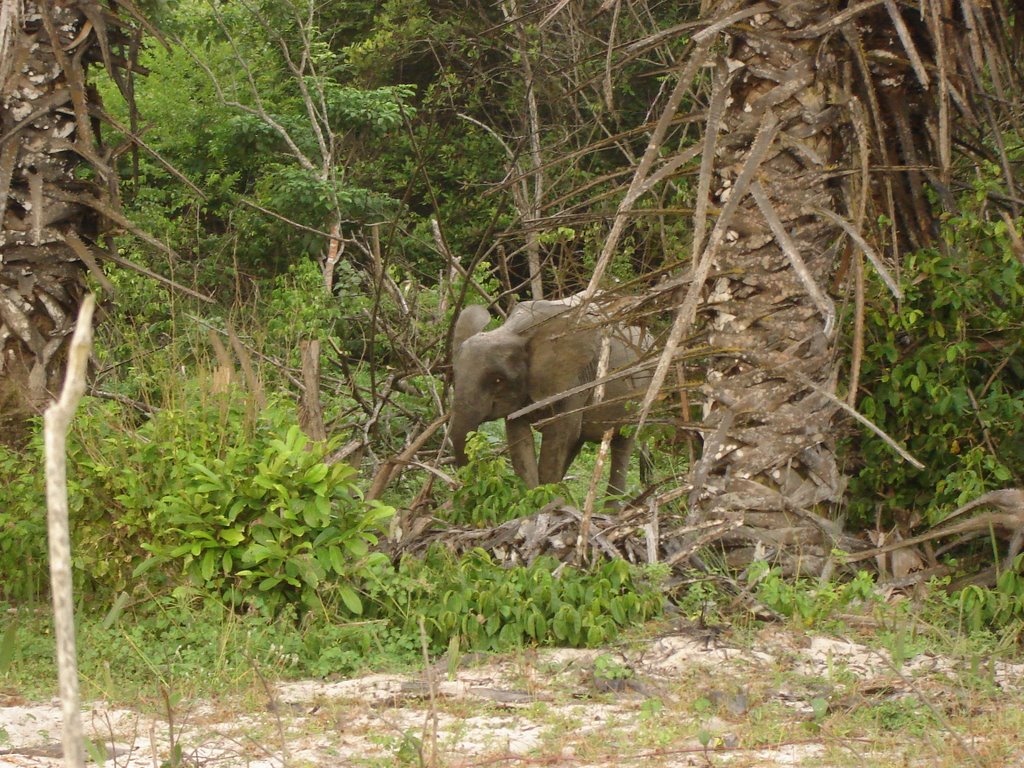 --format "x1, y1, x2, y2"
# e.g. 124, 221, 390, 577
493, 376, 504, 386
